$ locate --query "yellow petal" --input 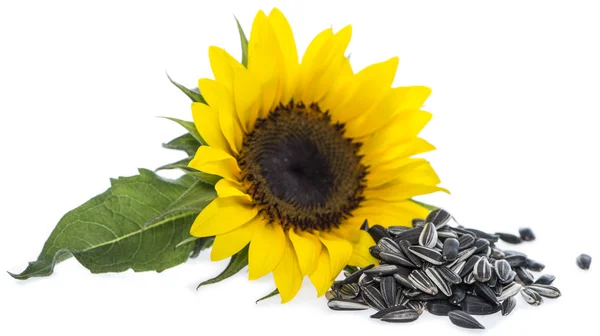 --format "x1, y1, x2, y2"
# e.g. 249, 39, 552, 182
289, 230, 322, 276
362, 137, 436, 167
367, 158, 441, 188
309, 248, 333, 297
208, 46, 245, 93
296, 28, 333, 99
188, 146, 241, 182
198, 79, 243, 153
191, 102, 231, 155
214, 178, 251, 201
330, 57, 399, 123
364, 183, 449, 202
352, 199, 430, 228
190, 196, 257, 237
319, 232, 353, 280
248, 222, 286, 280
273, 233, 303, 303
248, 10, 283, 114
233, 67, 262, 131
361, 110, 432, 154
268, 8, 298, 104
348, 230, 378, 267
210, 216, 265, 261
